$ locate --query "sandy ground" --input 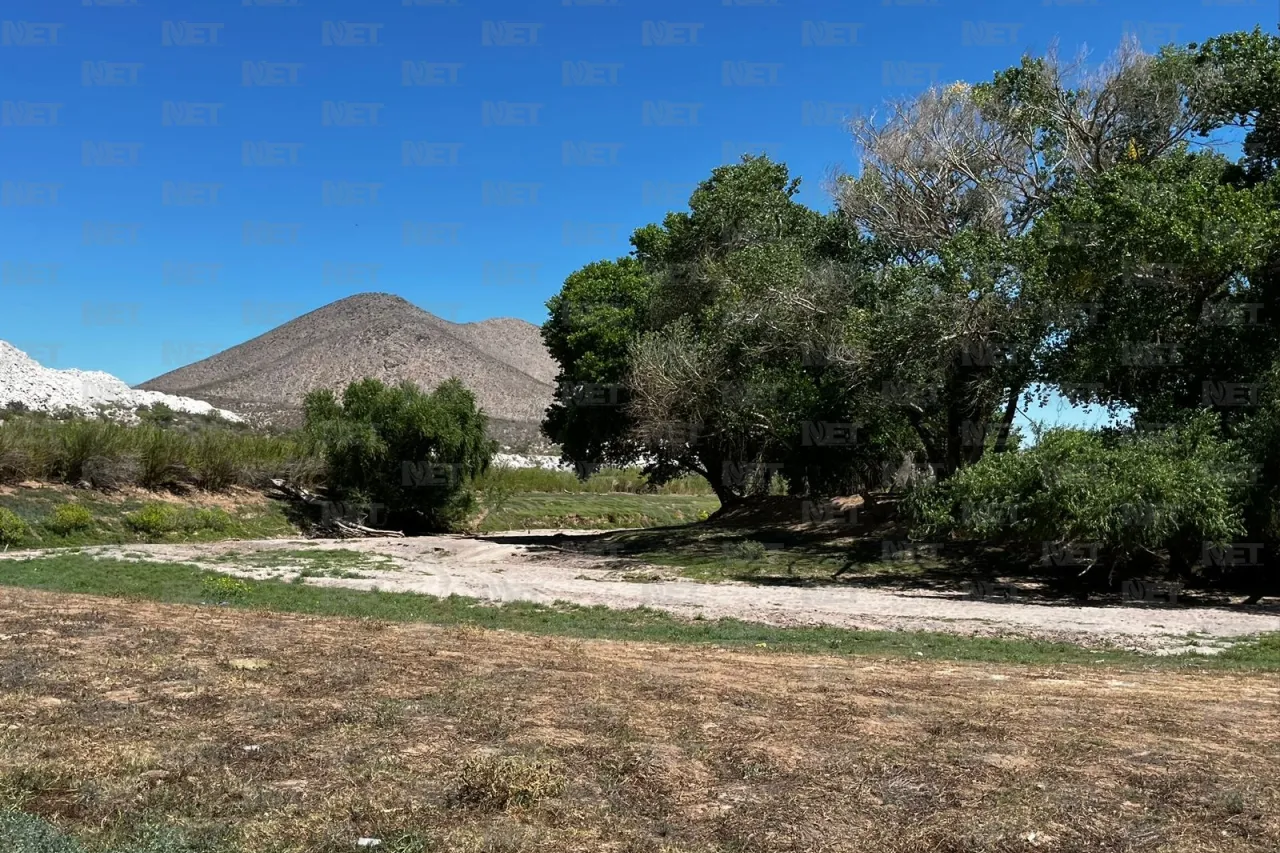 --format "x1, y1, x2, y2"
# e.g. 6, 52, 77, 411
14, 531, 1279, 655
